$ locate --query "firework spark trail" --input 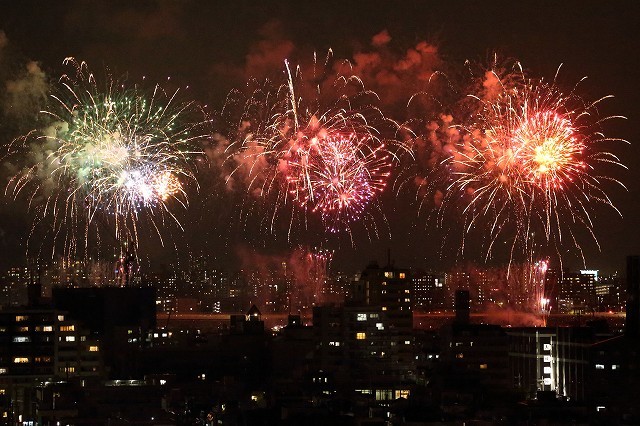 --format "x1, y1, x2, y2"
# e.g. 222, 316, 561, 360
222, 53, 402, 239
6, 58, 206, 259
443, 61, 626, 264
